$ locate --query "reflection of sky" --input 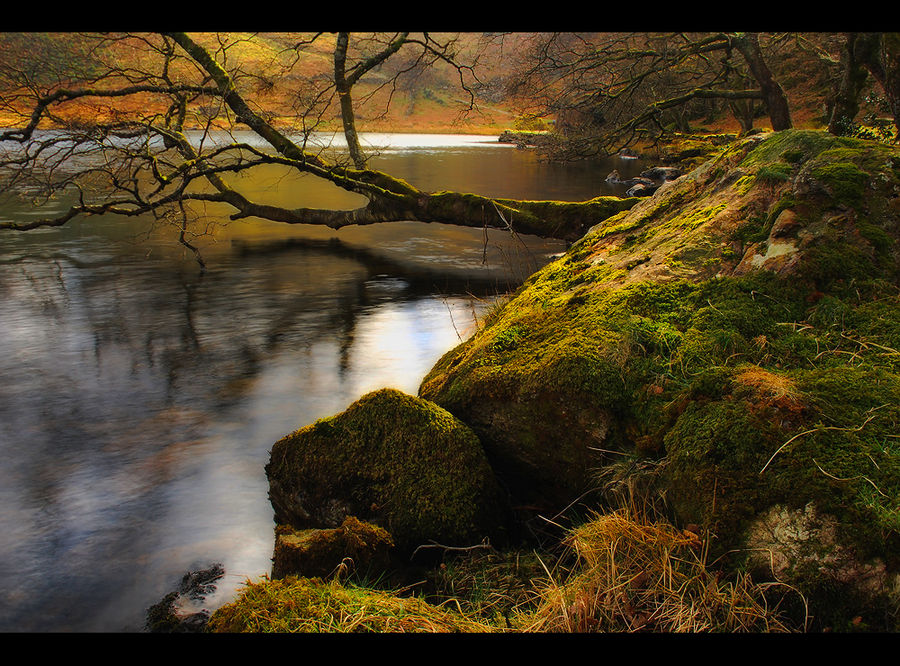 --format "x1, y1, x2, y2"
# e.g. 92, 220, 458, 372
0, 248, 492, 630
345, 298, 482, 396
